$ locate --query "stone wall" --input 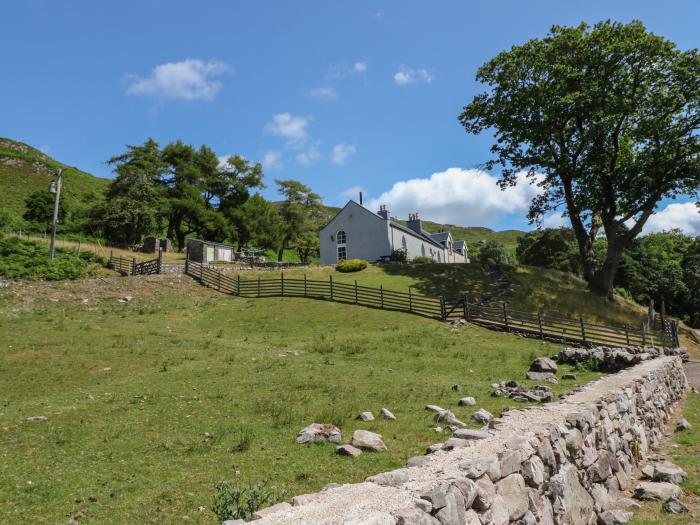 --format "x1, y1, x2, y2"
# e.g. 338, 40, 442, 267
252, 356, 687, 524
